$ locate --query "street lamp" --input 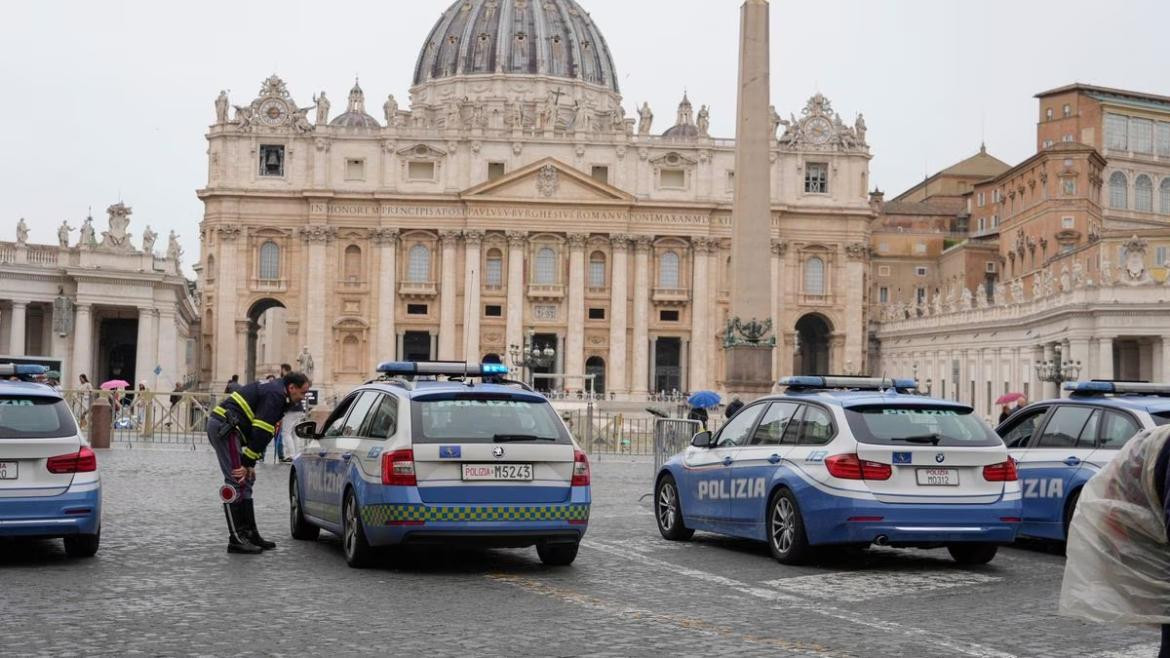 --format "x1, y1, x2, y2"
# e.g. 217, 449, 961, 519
1034, 357, 1082, 384
508, 329, 556, 387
